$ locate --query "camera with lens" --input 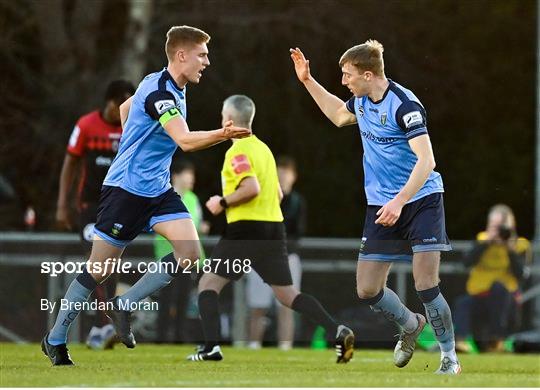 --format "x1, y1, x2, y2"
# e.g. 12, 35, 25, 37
498, 225, 514, 241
